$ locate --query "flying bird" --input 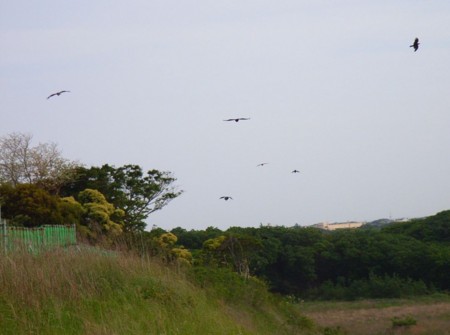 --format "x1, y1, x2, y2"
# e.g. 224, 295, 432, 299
223, 118, 250, 122
257, 163, 268, 167
292, 170, 300, 173
47, 90, 70, 99
410, 38, 419, 52
220, 196, 233, 201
